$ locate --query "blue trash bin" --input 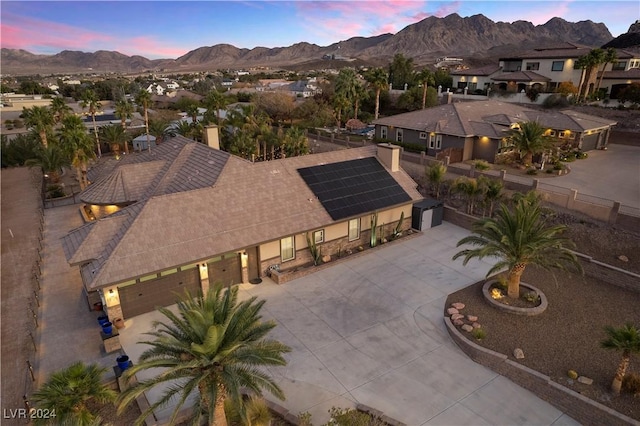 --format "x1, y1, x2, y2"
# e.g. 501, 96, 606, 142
102, 322, 113, 334
116, 355, 130, 371
97, 315, 109, 326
